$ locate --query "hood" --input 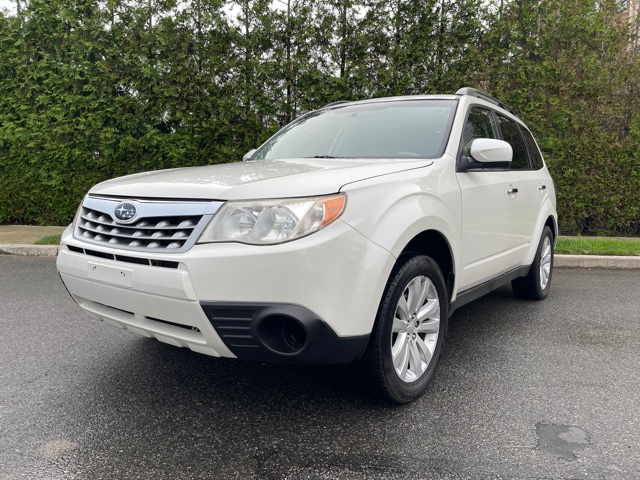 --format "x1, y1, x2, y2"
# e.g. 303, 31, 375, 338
89, 158, 434, 200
